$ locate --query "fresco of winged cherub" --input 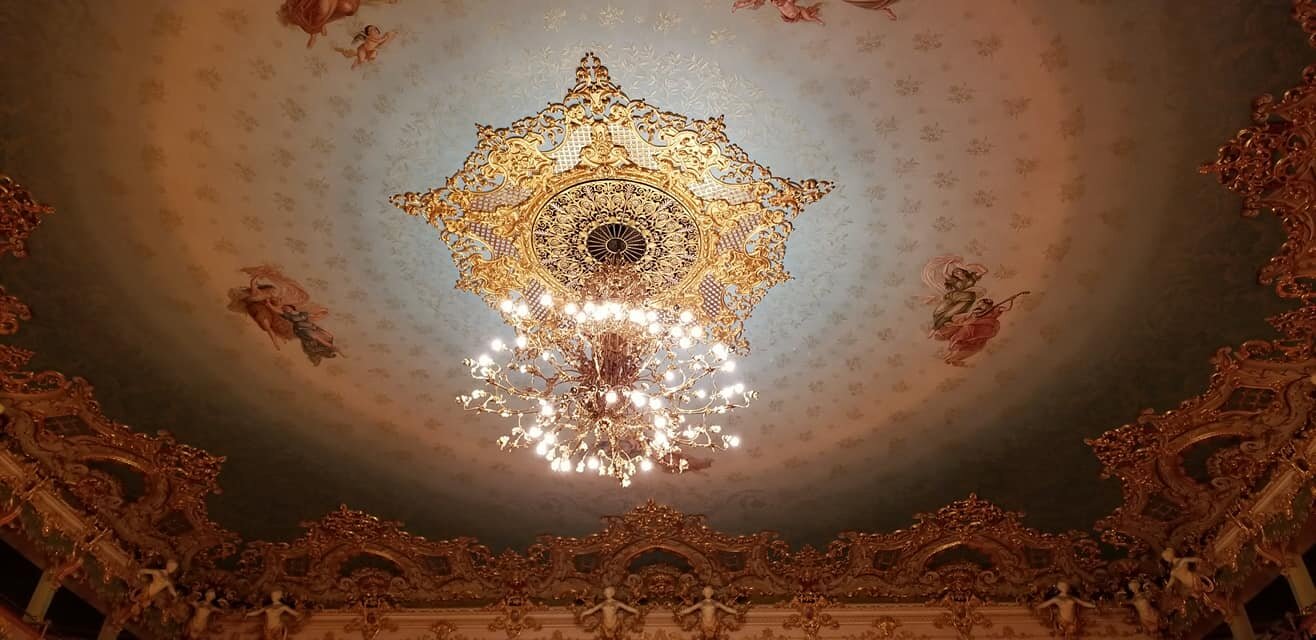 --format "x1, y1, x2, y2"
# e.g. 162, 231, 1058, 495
336, 24, 397, 69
